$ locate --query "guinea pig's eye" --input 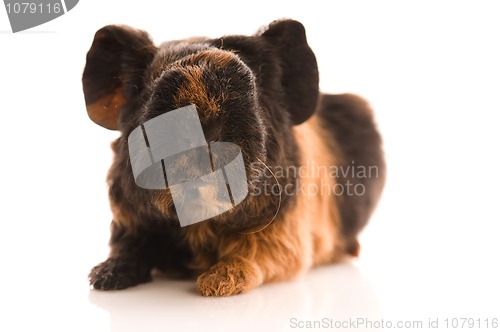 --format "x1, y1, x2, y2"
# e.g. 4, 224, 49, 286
202, 124, 221, 143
